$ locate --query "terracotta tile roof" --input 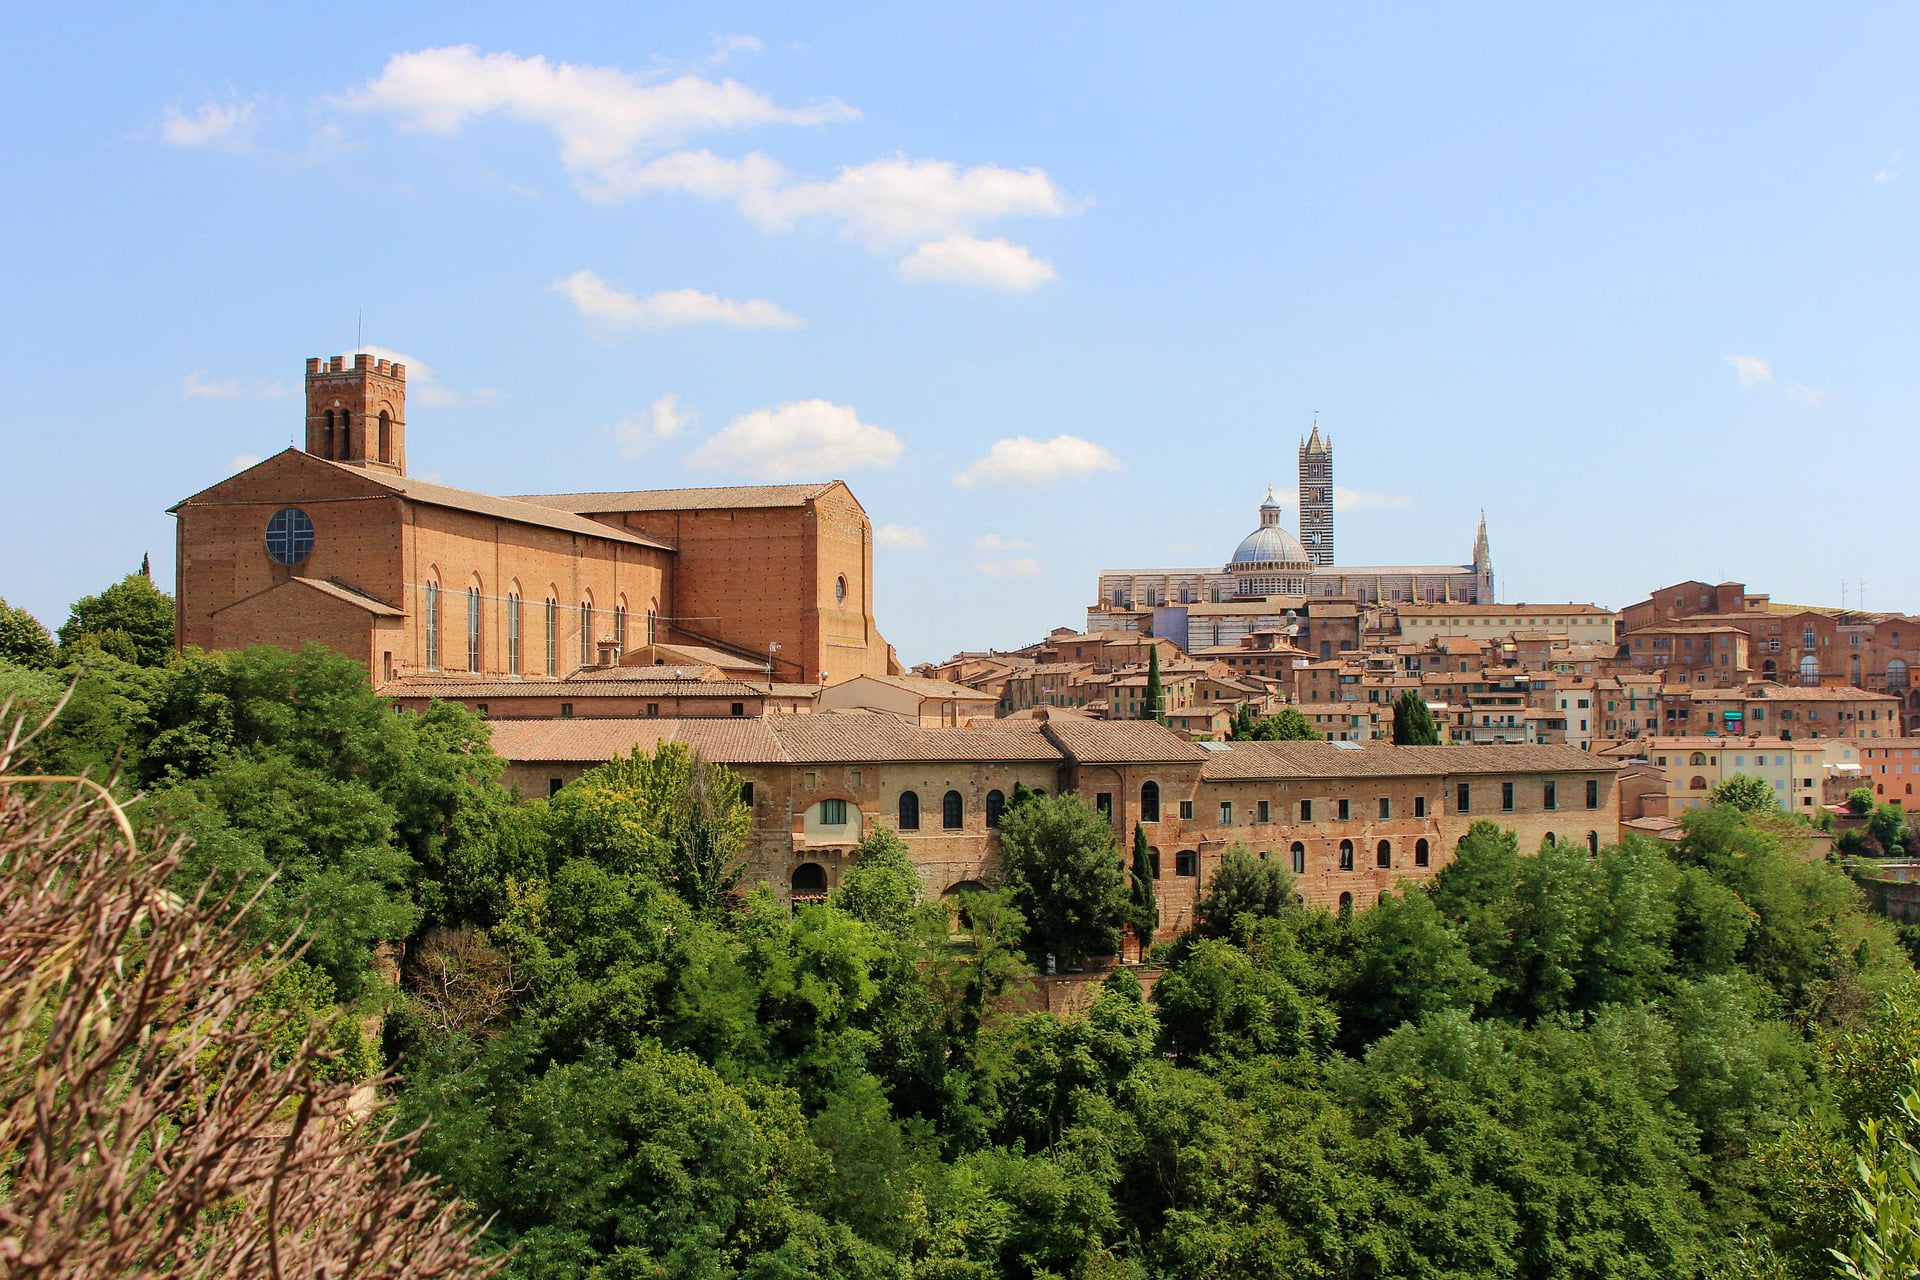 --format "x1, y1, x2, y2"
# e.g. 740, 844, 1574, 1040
485, 718, 684, 762
379, 675, 766, 700
770, 717, 1058, 762
1198, 741, 1620, 780
513, 483, 839, 512
1041, 718, 1208, 763
1746, 684, 1898, 701
292, 577, 405, 616
1396, 602, 1613, 617
840, 673, 999, 700
345, 462, 673, 549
